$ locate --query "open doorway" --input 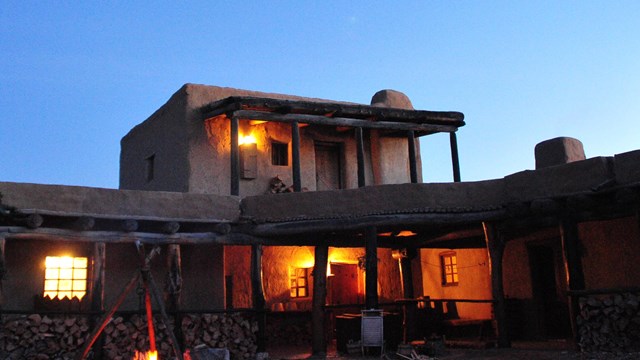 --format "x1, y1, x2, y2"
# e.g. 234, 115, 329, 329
528, 243, 572, 339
